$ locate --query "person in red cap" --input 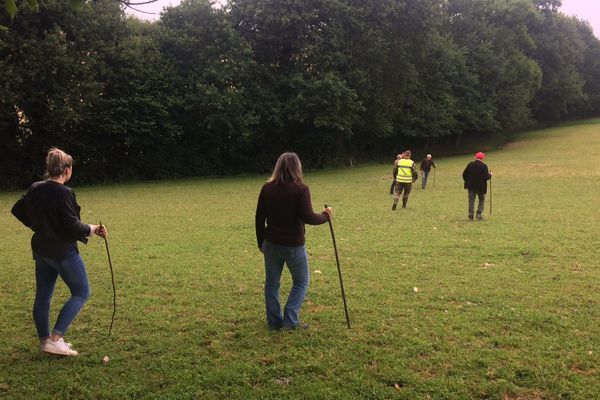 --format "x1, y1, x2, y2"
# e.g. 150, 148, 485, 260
462, 152, 492, 220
